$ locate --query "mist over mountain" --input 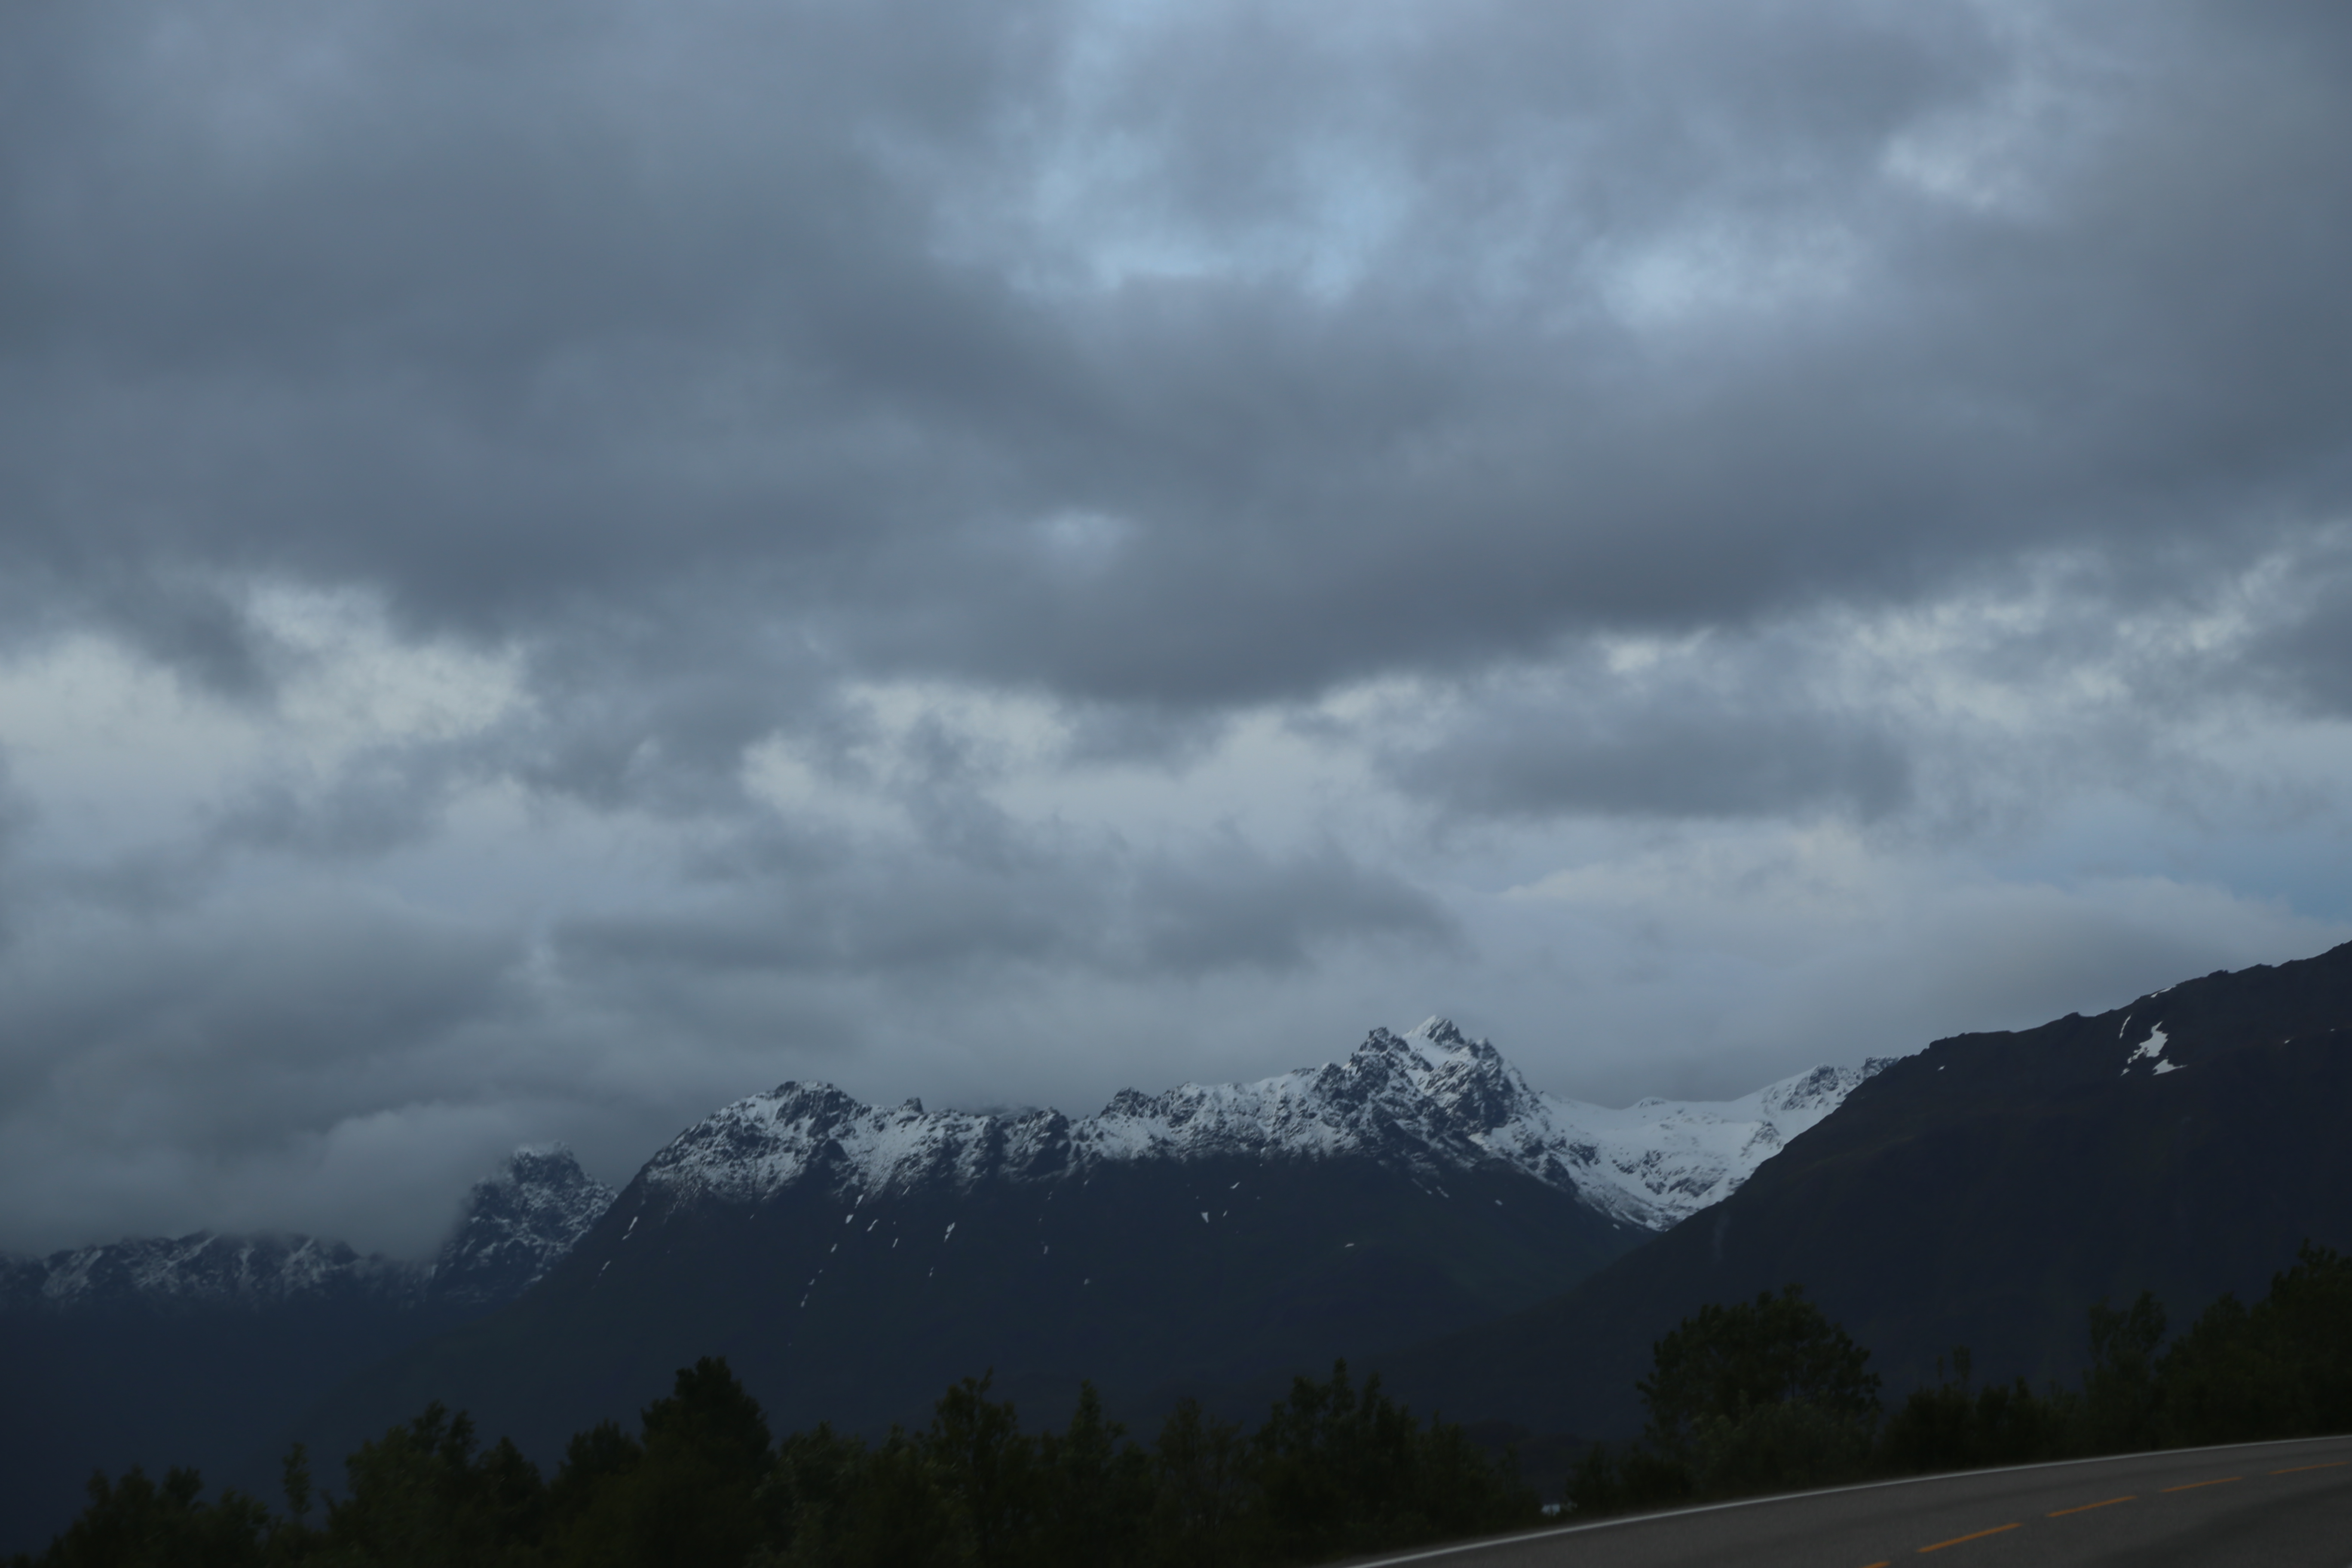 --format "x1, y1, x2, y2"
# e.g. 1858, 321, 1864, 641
0, 1149, 612, 1553
1, 1147, 614, 1320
